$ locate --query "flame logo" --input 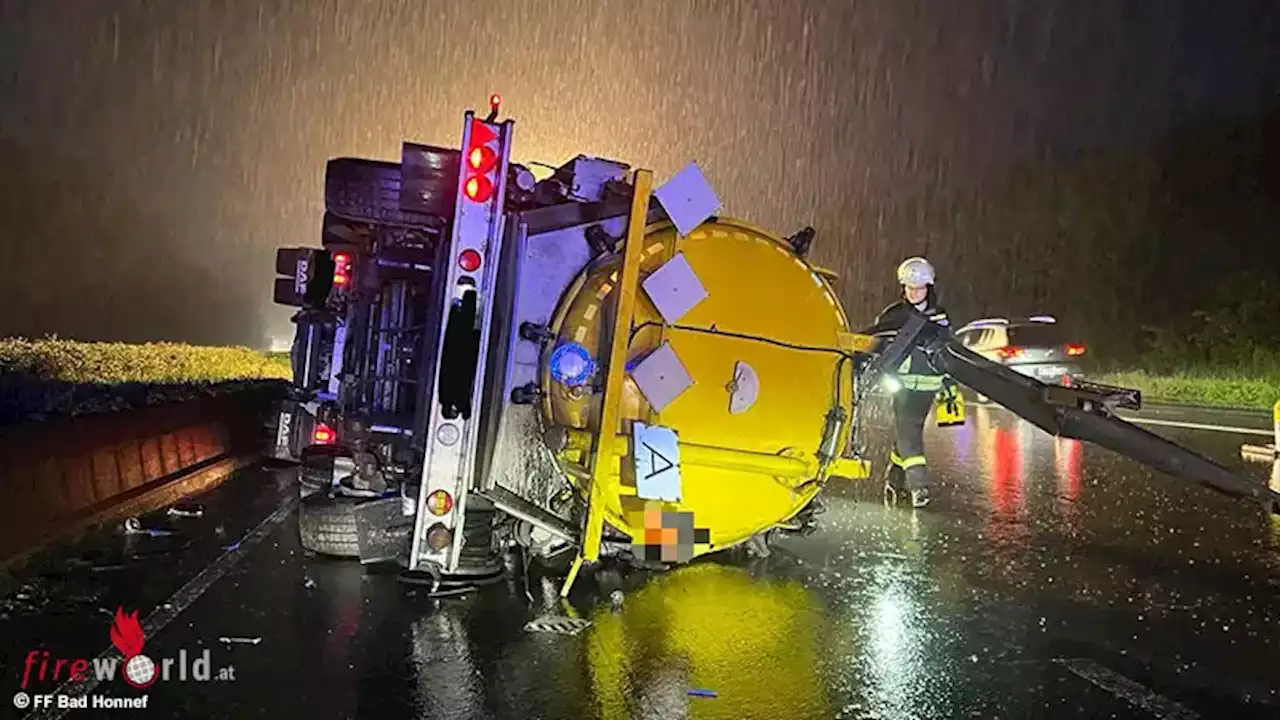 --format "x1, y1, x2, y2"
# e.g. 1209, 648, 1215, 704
109, 607, 146, 658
